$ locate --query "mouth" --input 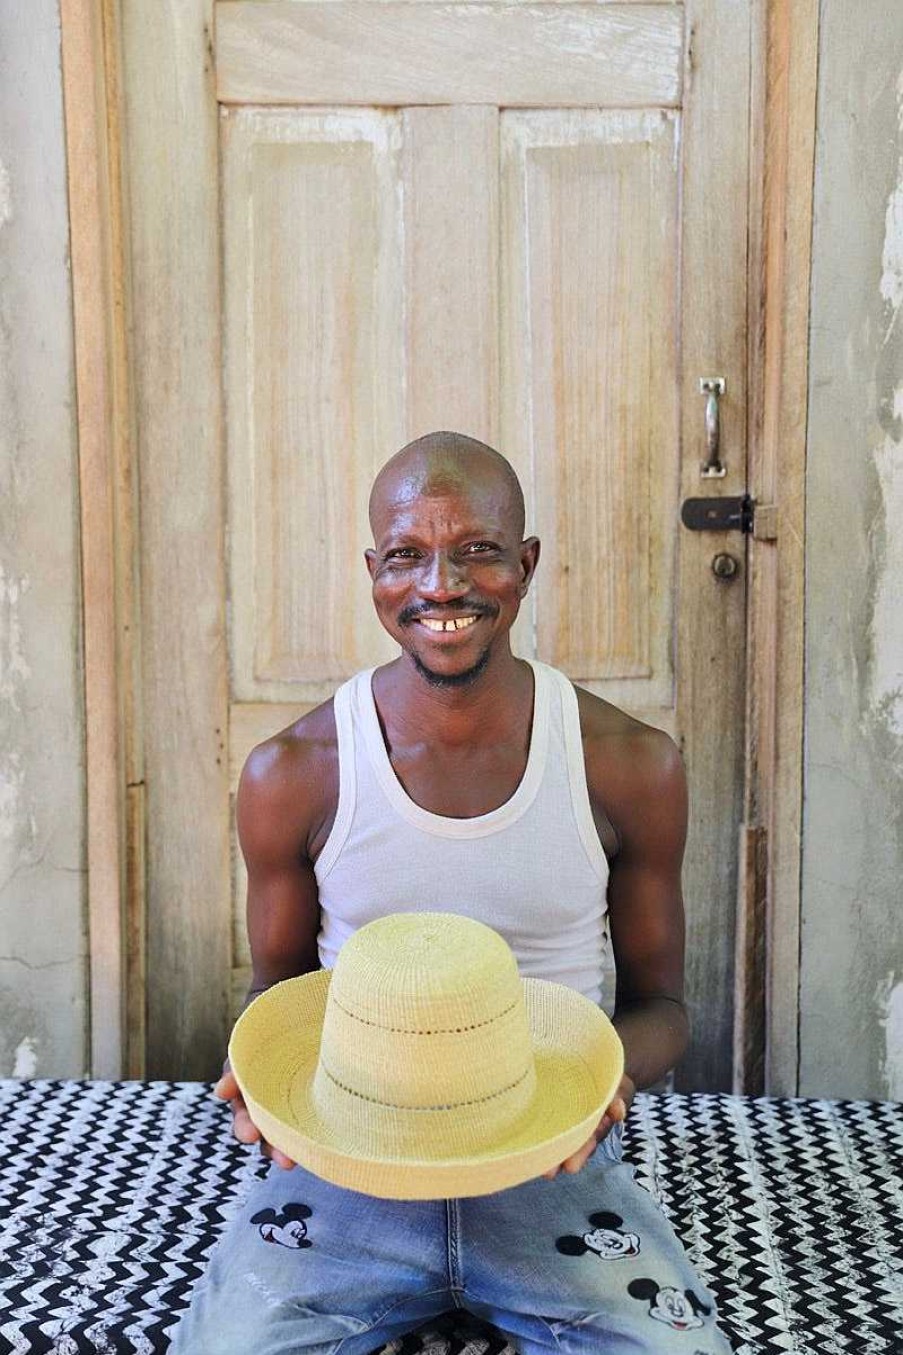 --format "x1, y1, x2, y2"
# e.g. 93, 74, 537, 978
416, 615, 481, 634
